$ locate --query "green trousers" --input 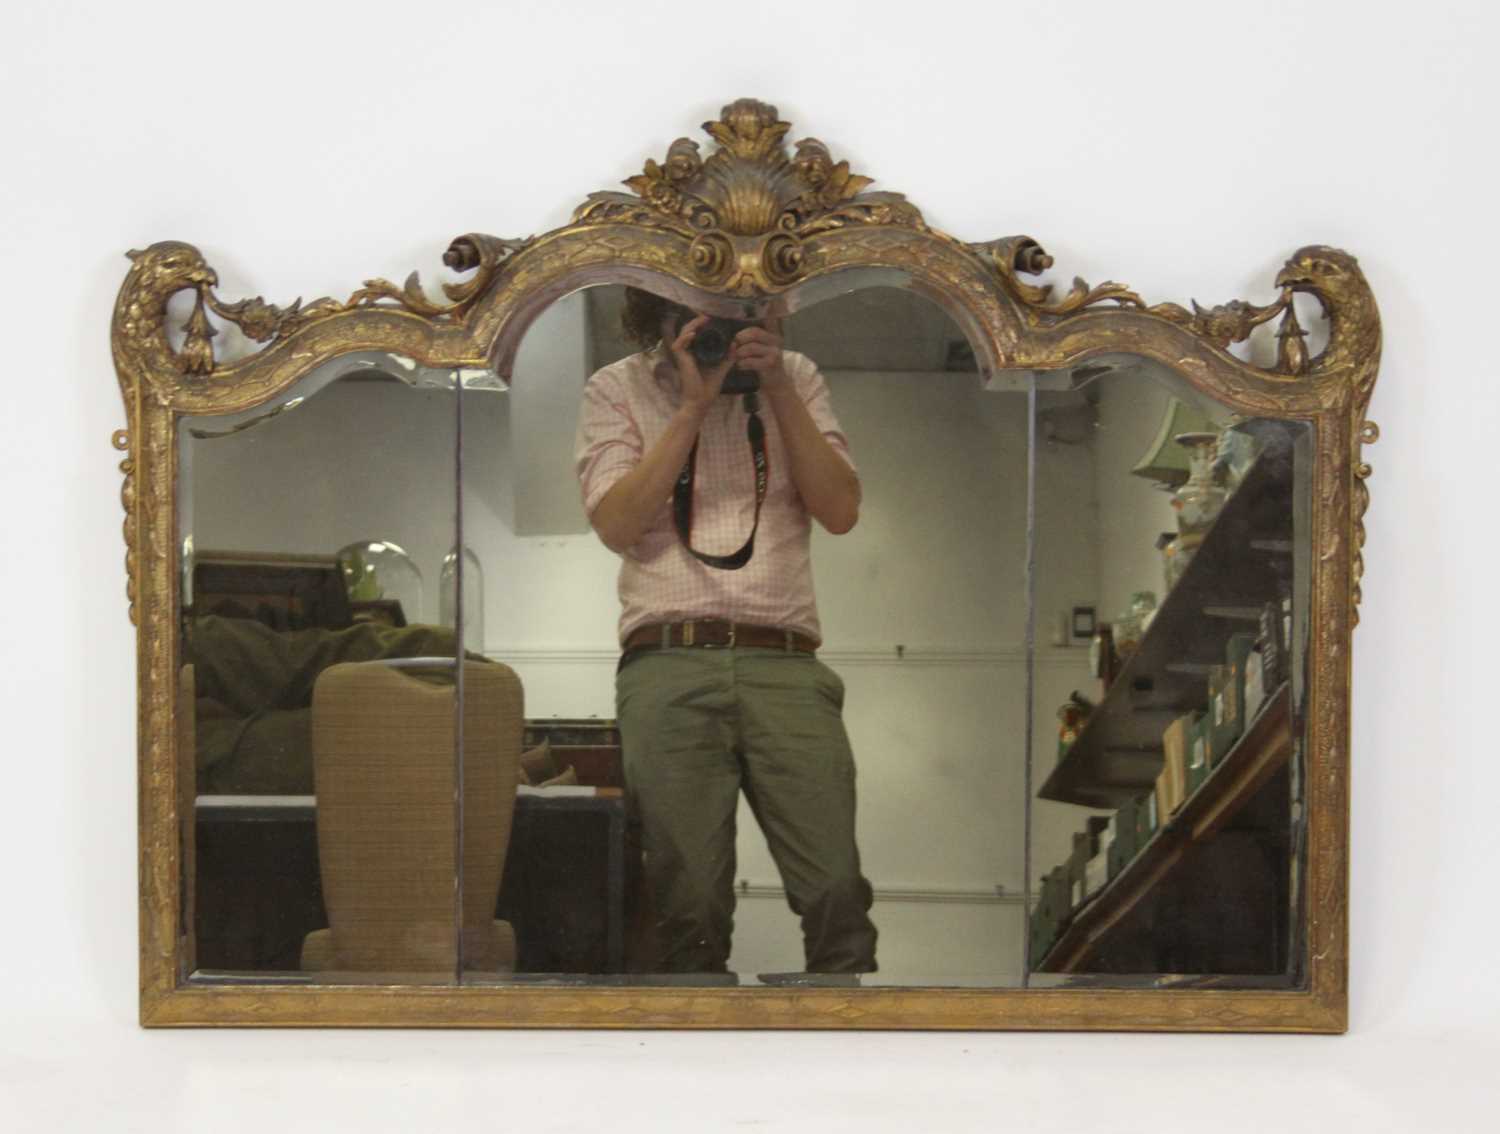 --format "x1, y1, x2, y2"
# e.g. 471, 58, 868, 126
616, 647, 877, 974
